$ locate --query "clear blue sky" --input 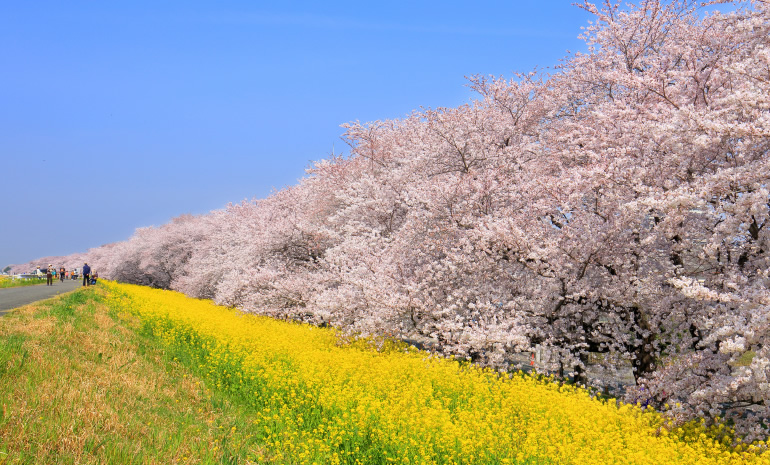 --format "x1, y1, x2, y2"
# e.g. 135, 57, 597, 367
1, 1, 613, 268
